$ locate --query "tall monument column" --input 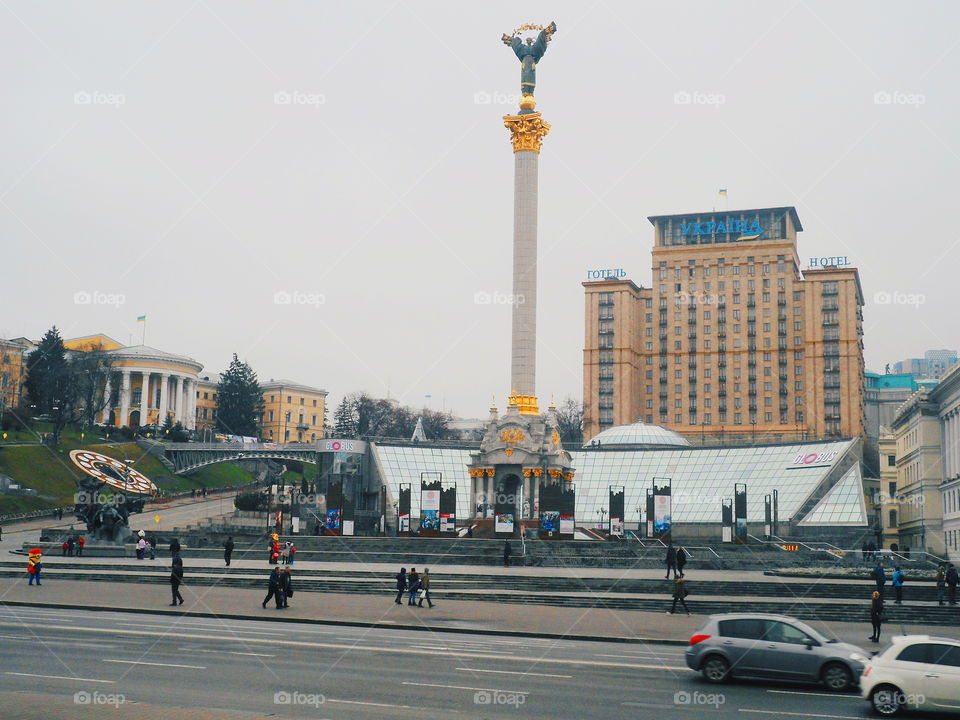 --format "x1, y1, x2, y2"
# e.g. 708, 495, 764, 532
501, 20, 555, 415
